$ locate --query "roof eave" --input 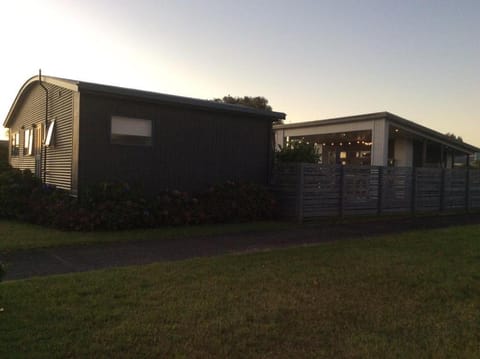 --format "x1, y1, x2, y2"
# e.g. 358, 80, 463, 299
3, 75, 79, 128
273, 111, 387, 130
77, 81, 286, 120
4, 75, 284, 128
274, 112, 479, 153
386, 113, 480, 153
